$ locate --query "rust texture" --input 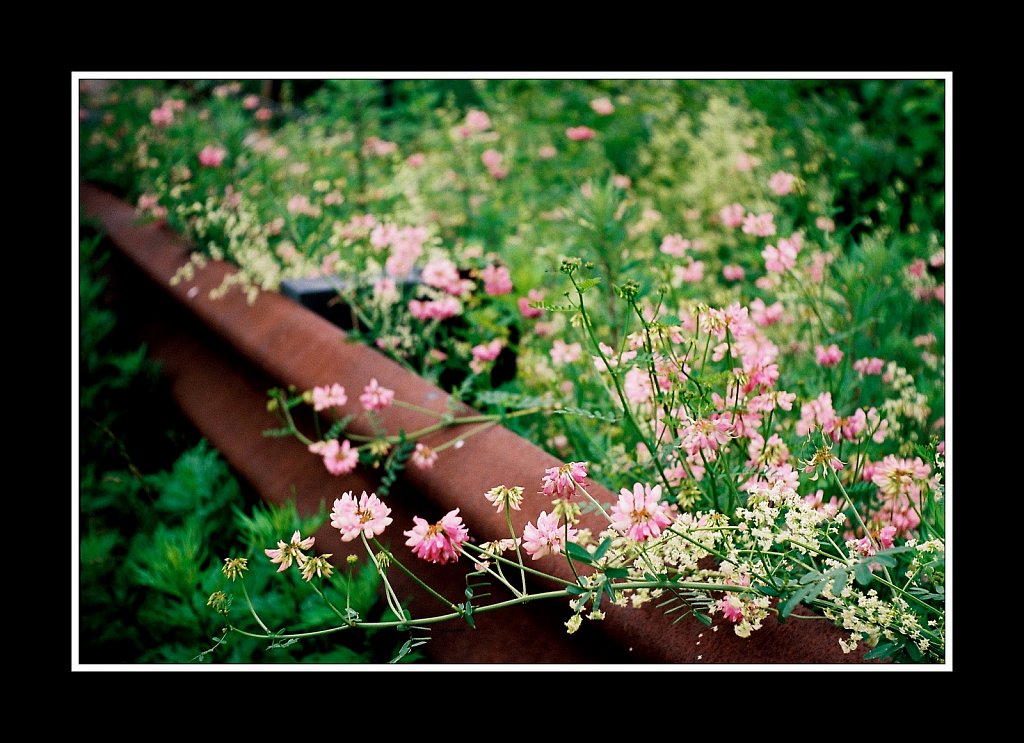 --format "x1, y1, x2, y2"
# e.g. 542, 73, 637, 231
83, 183, 870, 663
